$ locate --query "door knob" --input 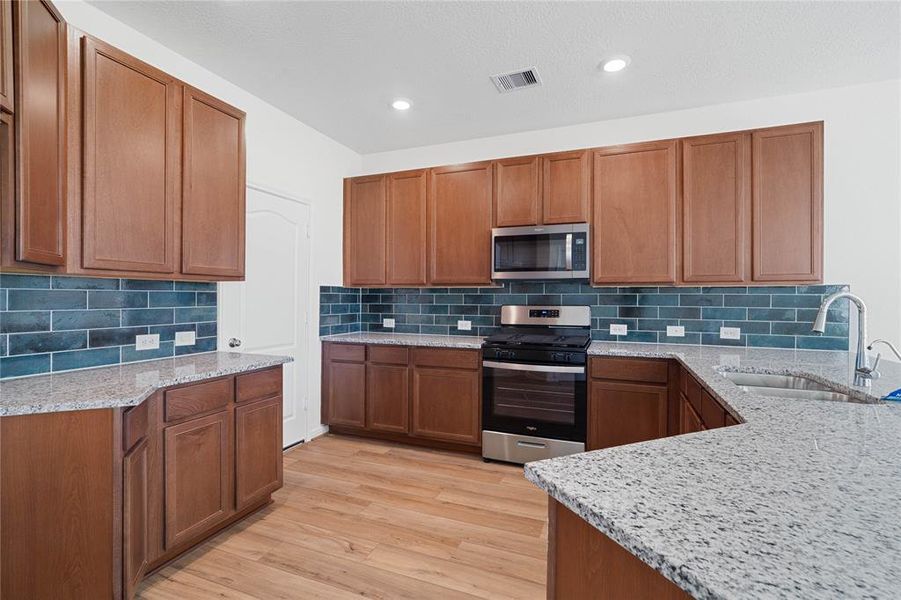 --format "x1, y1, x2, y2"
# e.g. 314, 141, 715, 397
228, 338, 242, 348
